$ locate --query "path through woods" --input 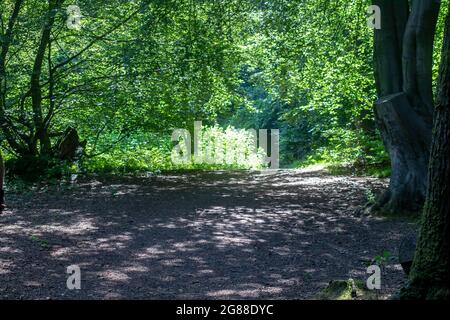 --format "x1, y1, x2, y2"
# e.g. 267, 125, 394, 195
0, 170, 414, 299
